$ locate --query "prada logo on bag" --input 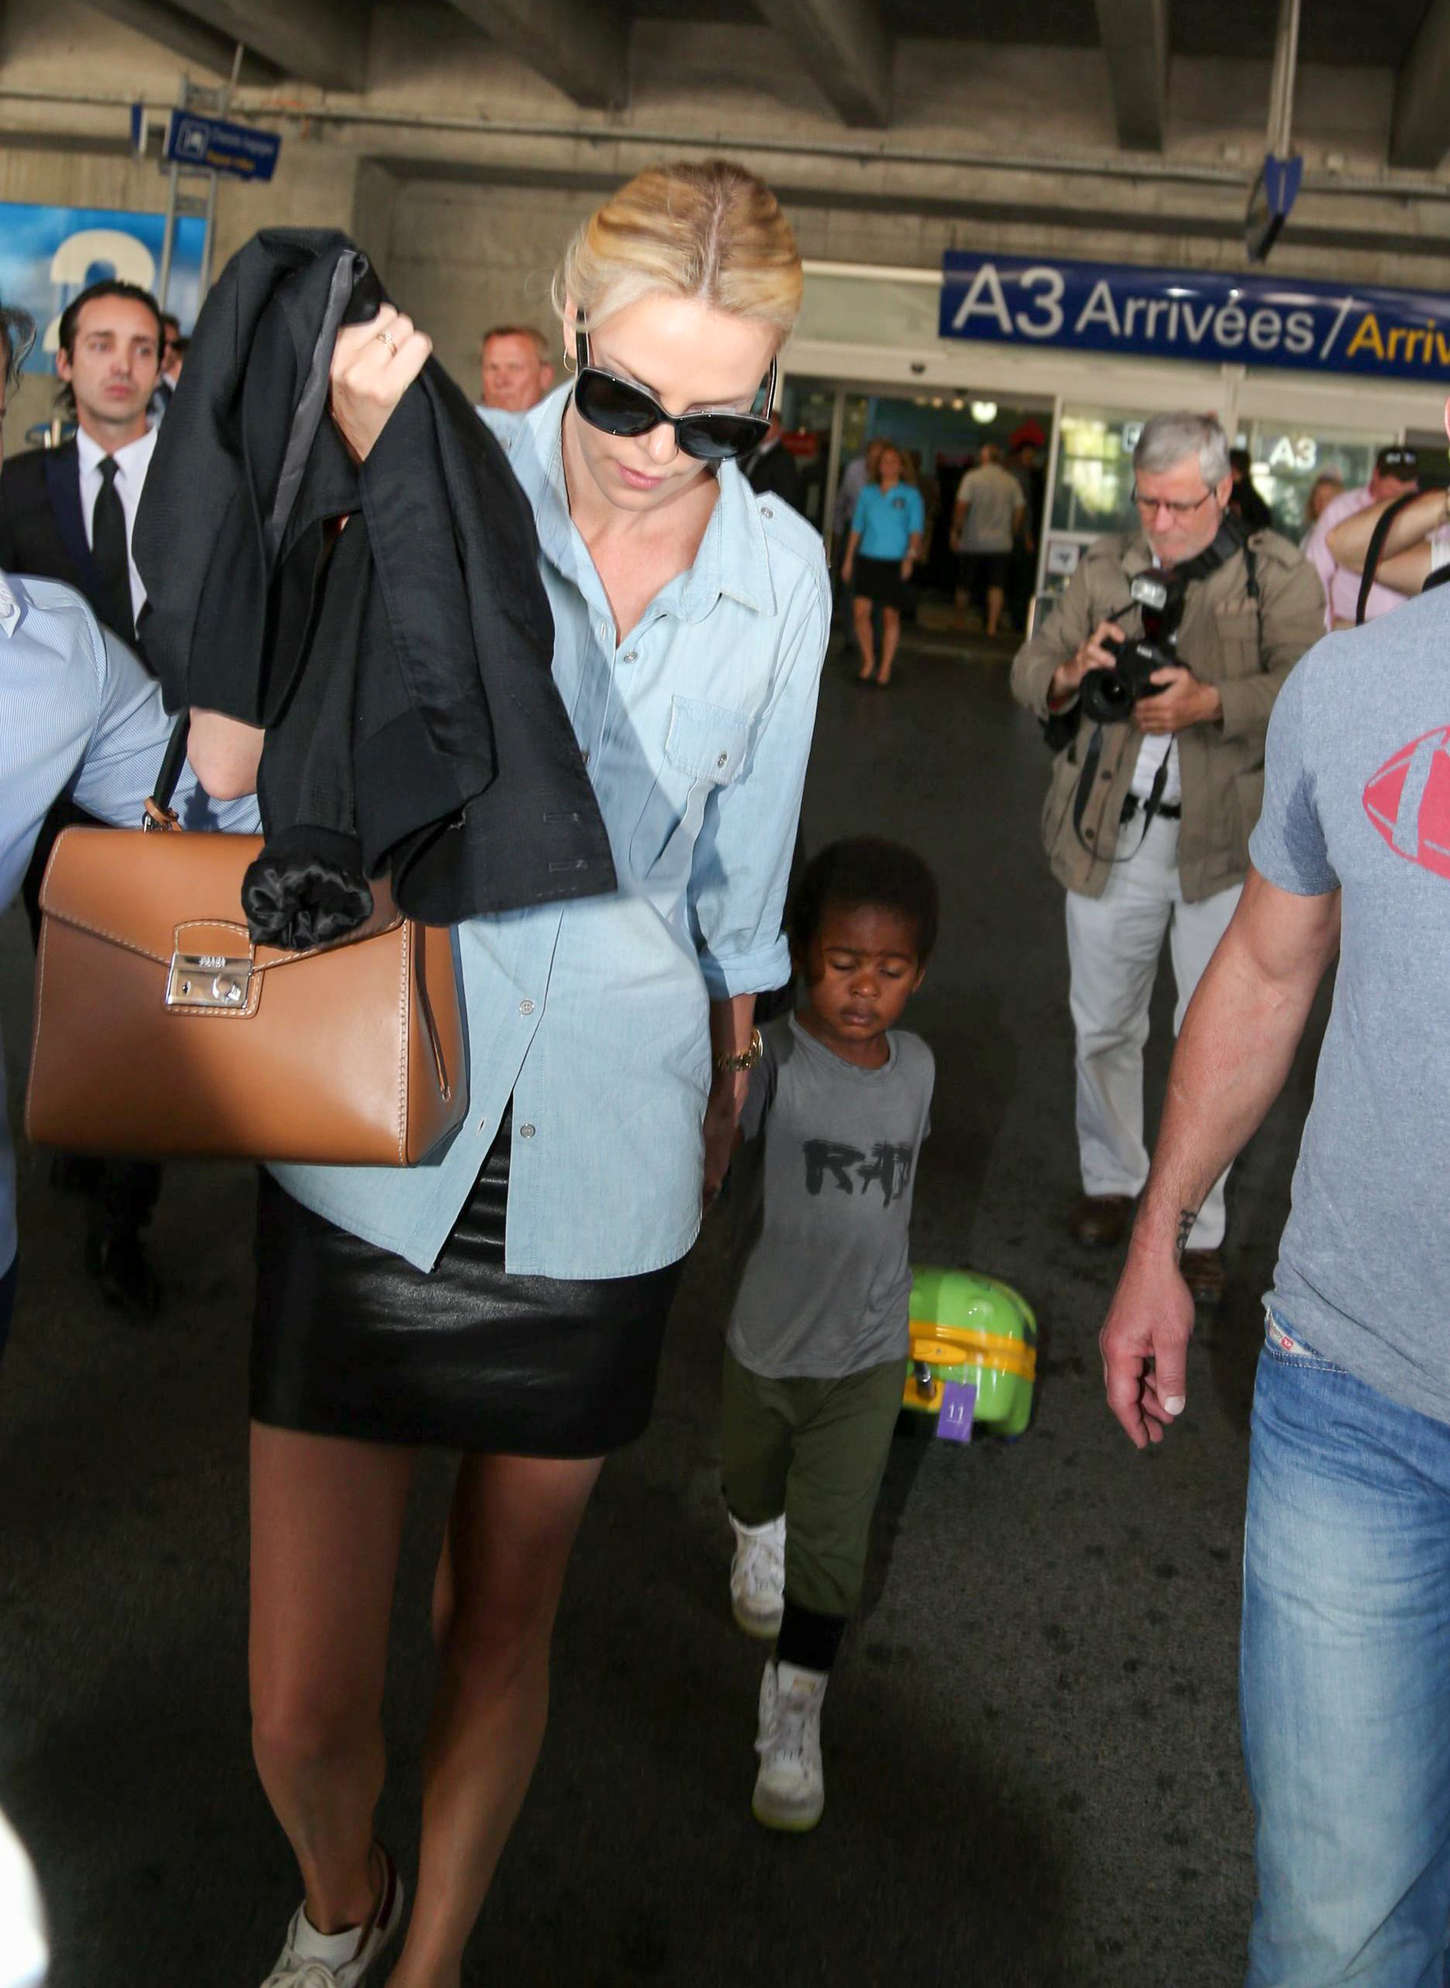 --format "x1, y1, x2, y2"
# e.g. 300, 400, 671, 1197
165, 951, 253, 1010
